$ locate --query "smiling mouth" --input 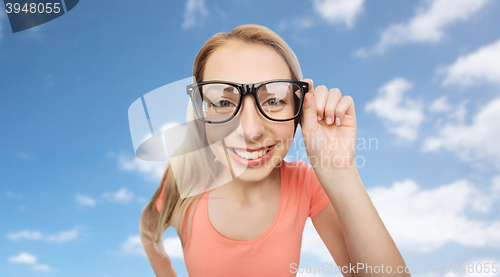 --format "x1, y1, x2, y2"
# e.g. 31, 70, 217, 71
229, 146, 274, 160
